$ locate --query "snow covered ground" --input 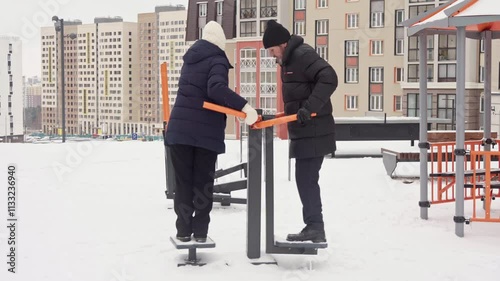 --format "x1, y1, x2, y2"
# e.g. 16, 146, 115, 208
0, 139, 499, 281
